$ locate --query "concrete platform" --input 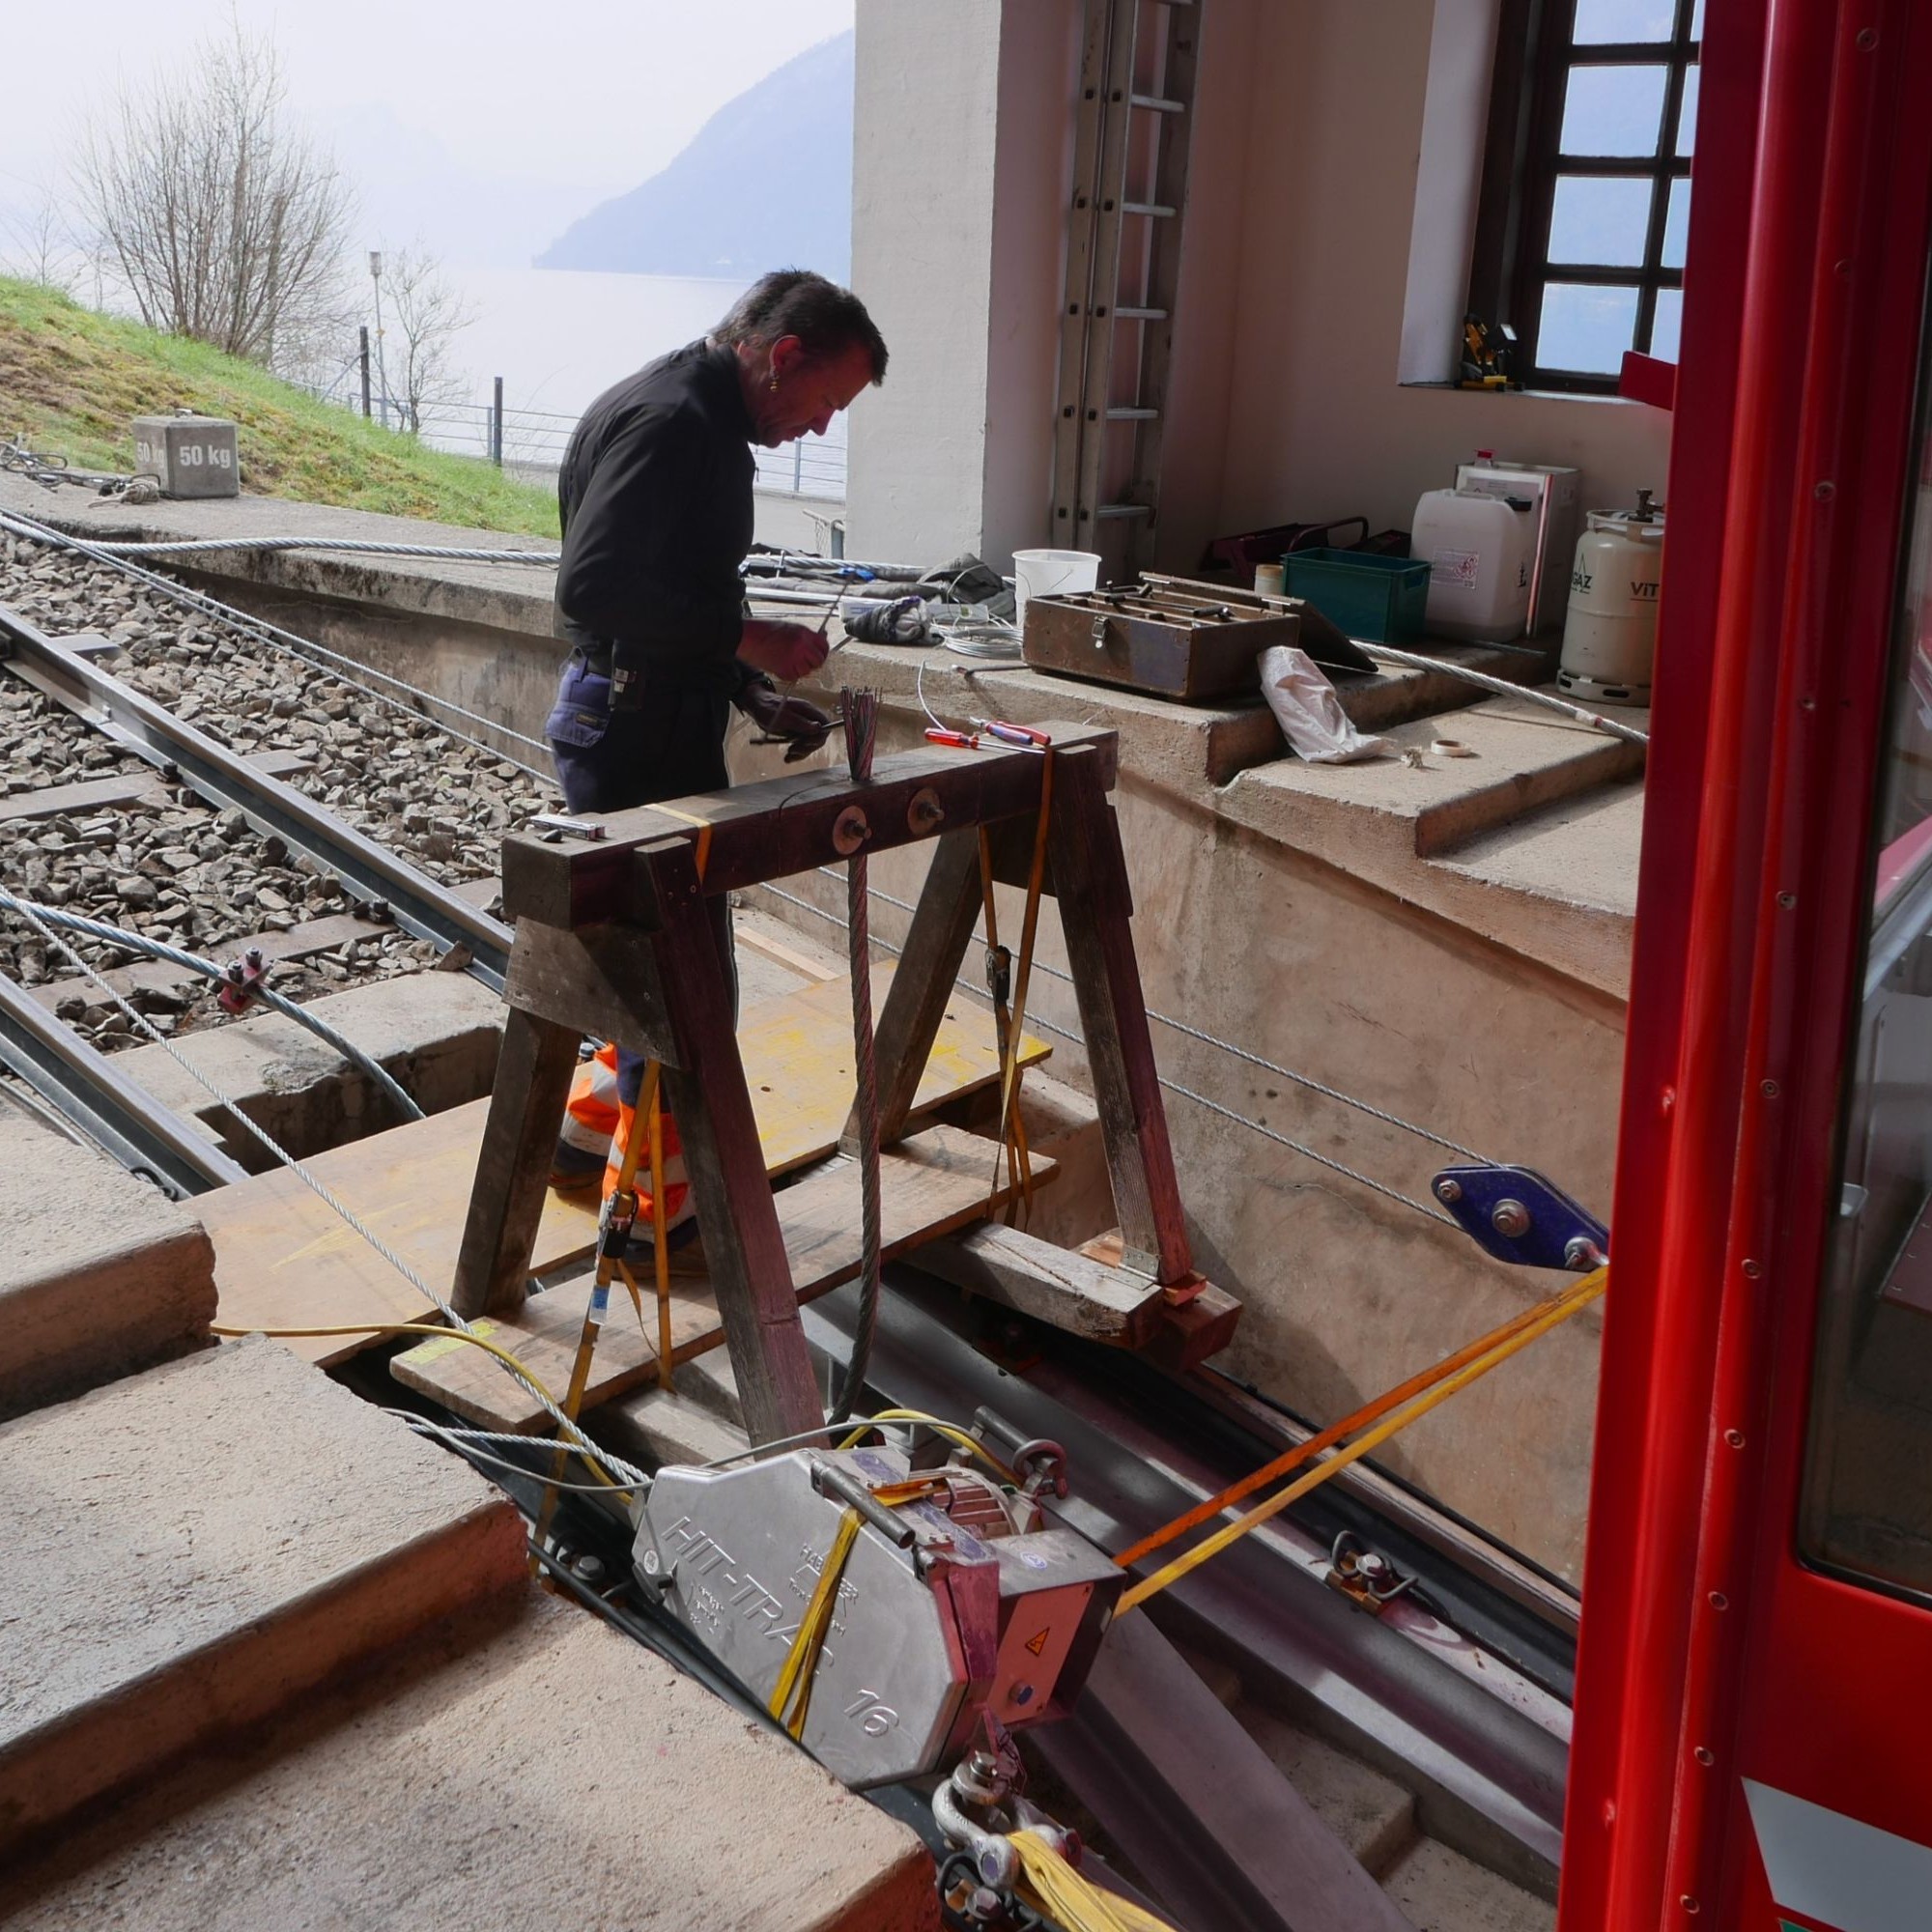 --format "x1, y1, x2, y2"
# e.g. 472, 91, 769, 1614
0, 1114, 216, 1421
118, 969, 504, 1167
2, 1595, 939, 1932
0, 1335, 525, 1856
